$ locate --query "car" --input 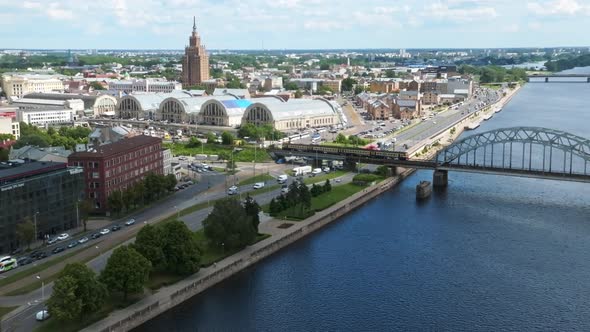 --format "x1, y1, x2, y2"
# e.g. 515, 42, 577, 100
99, 228, 110, 235
253, 182, 265, 189
36, 310, 50, 321
125, 218, 136, 226
228, 185, 238, 195
67, 241, 78, 249
52, 247, 64, 254
57, 233, 69, 241
111, 225, 121, 232
16, 256, 30, 265
187, 180, 194, 185
36, 252, 48, 259
281, 187, 289, 194
10, 248, 22, 256
174, 186, 180, 191
78, 237, 89, 244
46, 237, 58, 245
91, 233, 102, 240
